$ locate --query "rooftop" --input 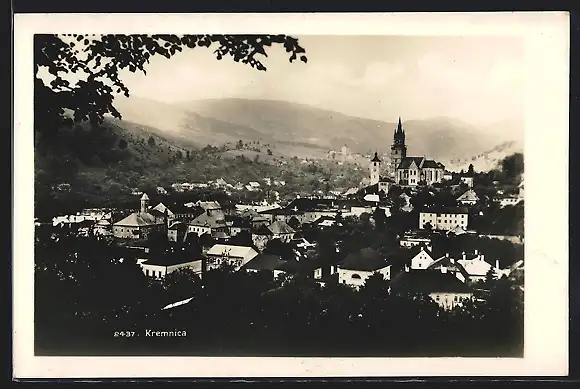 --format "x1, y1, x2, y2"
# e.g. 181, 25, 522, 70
340, 247, 389, 272
206, 244, 258, 259
241, 253, 287, 271
114, 211, 164, 227
390, 270, 472, 294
